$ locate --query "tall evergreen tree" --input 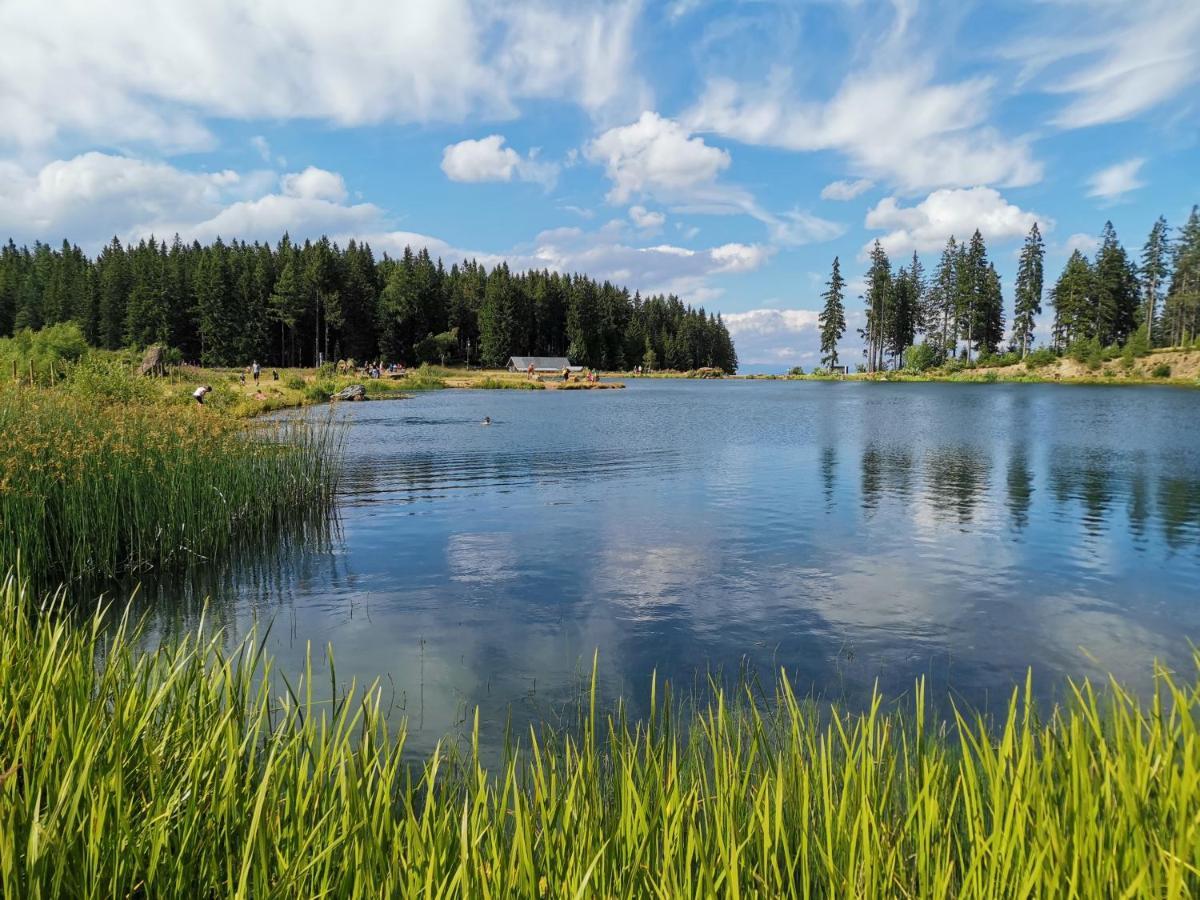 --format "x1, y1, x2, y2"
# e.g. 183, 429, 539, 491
1050, 250, 1095, 349
1093, 221, 1140, 346
1163, 207, 1200, 347
1139, 216, 1169, 345
1012, 223, 1044, 356
862, 240, 892, 371
818, 256, 846, 369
